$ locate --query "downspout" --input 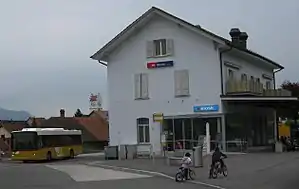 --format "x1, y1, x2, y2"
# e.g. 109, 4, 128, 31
219, 46, 232, 152
219, 47, 233, 95
272, 68, 283, 90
